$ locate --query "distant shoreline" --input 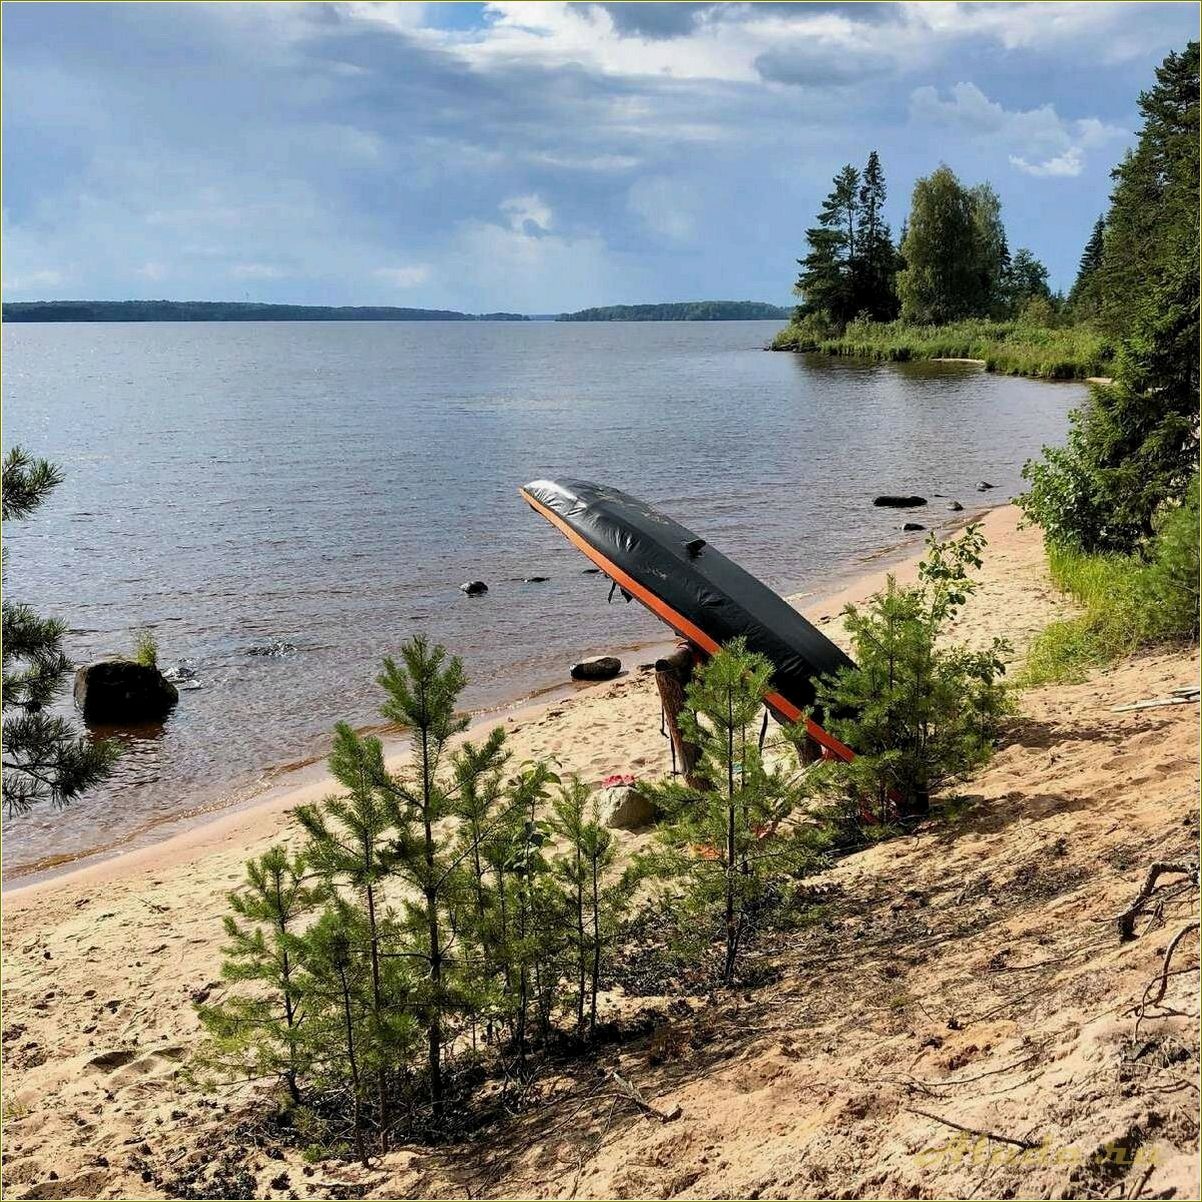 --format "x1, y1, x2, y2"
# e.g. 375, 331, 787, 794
3, 299, 791, 324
